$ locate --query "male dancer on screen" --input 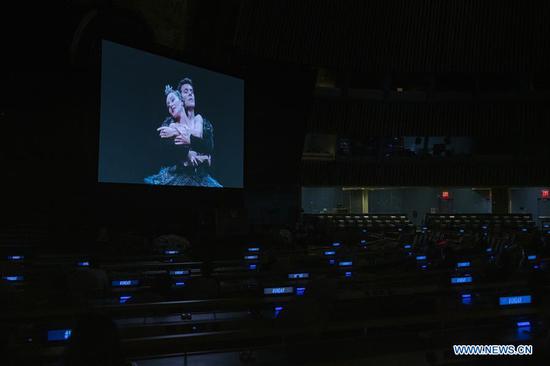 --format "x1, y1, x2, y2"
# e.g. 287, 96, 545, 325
144, 78, 222, 187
